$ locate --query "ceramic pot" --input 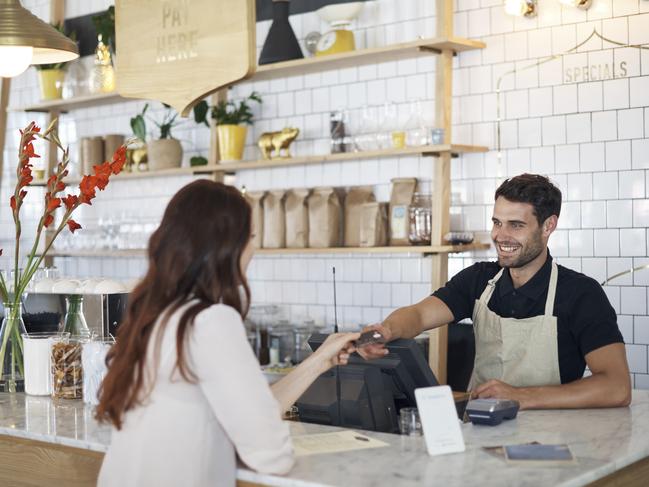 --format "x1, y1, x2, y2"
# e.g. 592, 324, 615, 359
146, 139, 183, 171
217, 125, 247, 162
38, 69, 65, 100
